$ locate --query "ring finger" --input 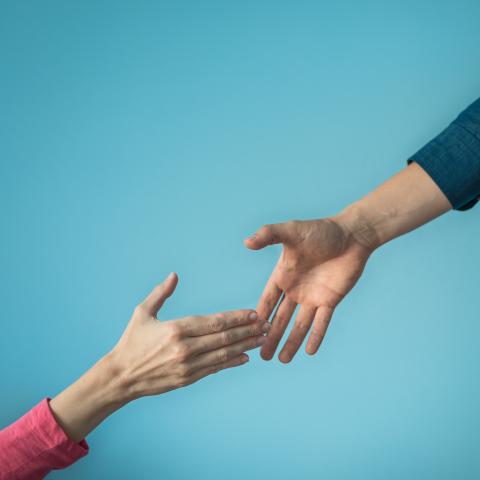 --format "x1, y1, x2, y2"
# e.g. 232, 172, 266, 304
185, 321, 270, 355
188, 335, 265, 373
